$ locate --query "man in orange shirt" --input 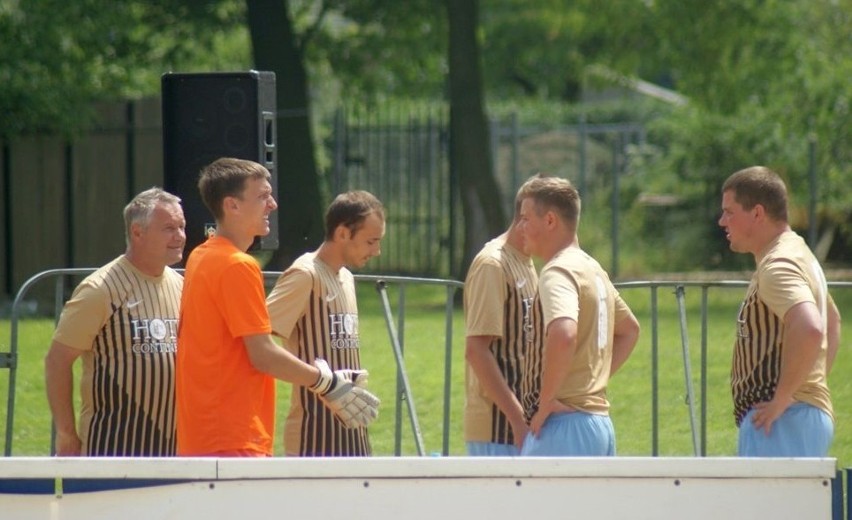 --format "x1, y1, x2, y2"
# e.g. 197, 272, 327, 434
176, 157, 379, 456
